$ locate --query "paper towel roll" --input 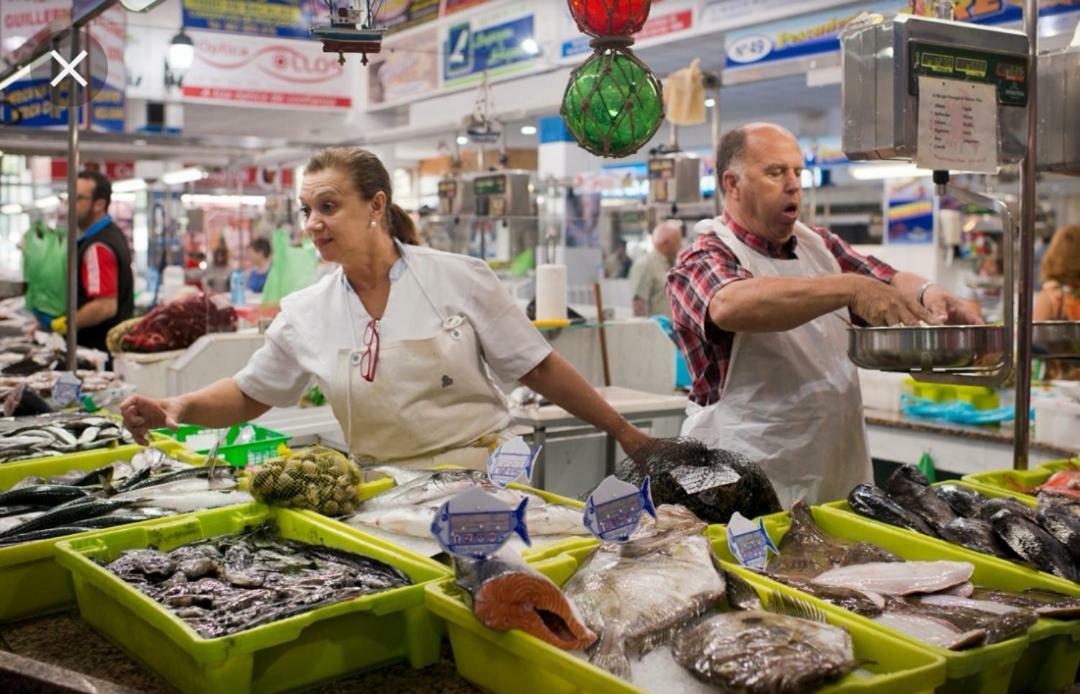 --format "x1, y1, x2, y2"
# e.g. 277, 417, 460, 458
939, 209, 962, 246
535, 264, 567, 321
